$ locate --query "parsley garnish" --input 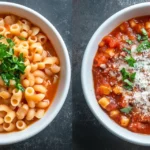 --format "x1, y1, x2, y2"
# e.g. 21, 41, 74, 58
125, 56, 136, 67
141, 28, 148, 40
126, 39, 133, 45
142, 35, 148, 41
136, 40, 150, 52
130, 72, 136, 81
18, 36, 26, 41
0, 35, 4, 40
120, 106, 132, 114
120, 68, 136, 81
137, 28, 149, 42
141, 28, 148, 36
124, 79, 133, 87
123, 79, 133, 90
120, 68, 130, 80
123, 85, 133, 90
122, 48, 131, 54
0, 39, 26, 91
137, 34, 142, 41
120, 68, 136, 90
